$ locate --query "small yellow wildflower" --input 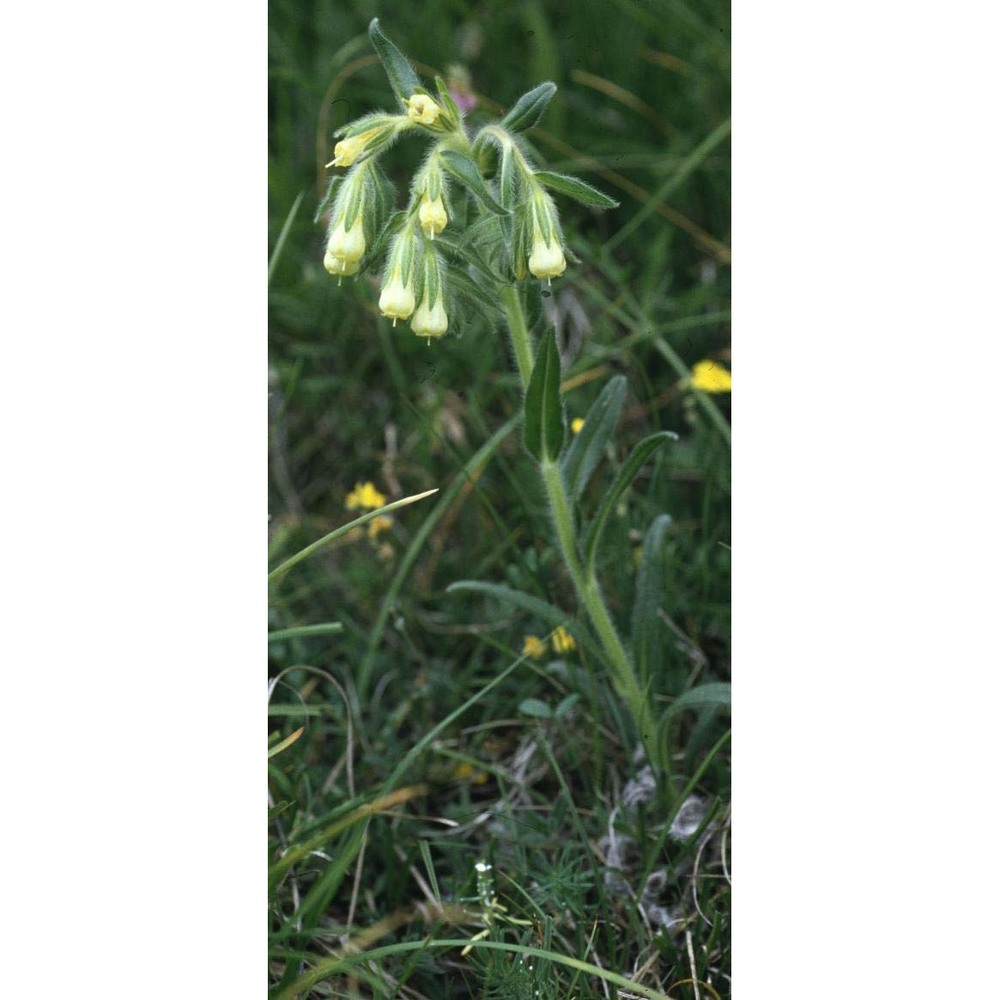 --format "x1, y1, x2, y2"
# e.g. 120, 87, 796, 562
522, 635, 547, 660
345, 481, 387, 510
690, 360, 732, 393
367, 515, 393, 540
552, 626, 576, 655
571, 418, 585, 434
406, 94, 443, 126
